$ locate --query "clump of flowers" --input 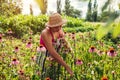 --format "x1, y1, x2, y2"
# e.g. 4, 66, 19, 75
18, 70, 26, 80
18, 70, 24, 75
71, 32, 75, 40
